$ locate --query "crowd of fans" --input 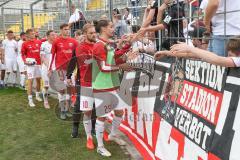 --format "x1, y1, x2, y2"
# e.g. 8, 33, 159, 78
0, 0, 240, 157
